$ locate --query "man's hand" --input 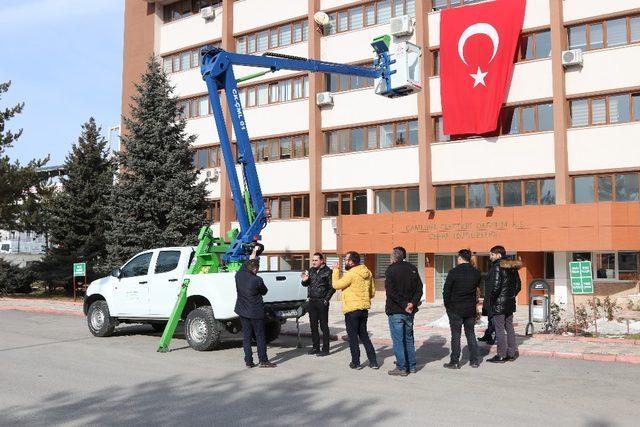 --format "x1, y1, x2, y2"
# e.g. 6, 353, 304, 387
405, 302, 414, 314
300, 271, 309, 281
331, 263, 340, 270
